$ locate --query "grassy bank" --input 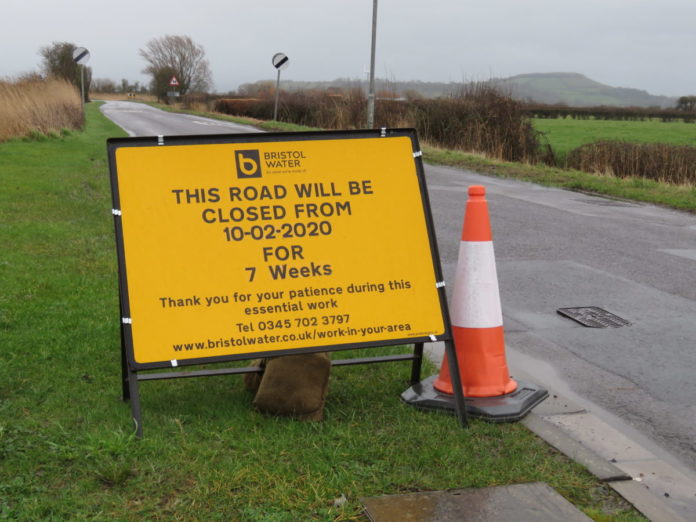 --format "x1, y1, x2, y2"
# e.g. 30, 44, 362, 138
533, 117, 696, 161
423, 145, 696, 212
0, 104, 643, 520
